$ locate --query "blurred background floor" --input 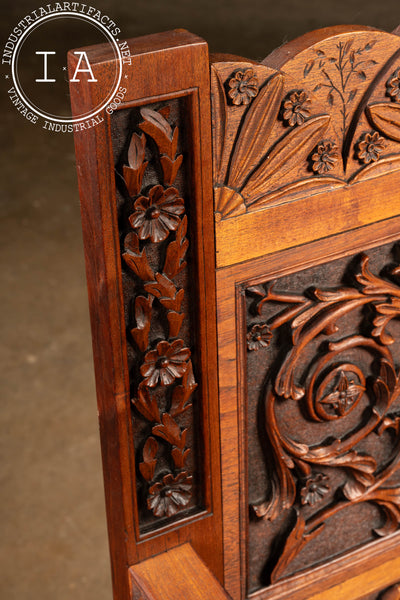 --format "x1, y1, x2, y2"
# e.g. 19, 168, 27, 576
1, 1, 400, 599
